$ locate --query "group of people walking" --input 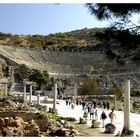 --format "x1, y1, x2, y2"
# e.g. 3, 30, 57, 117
65, 97, 116, 128
83, 102, 116, 128
83, 104, 98, 120
65, 98, 75, 109
99, 109, 116, 127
